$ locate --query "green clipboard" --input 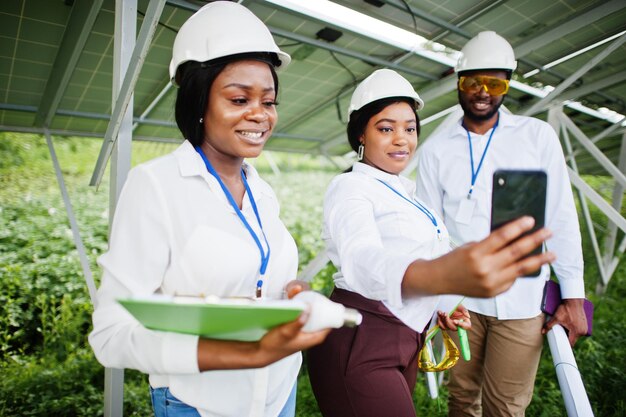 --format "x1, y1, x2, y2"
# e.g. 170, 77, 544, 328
119, 296, 305, 341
